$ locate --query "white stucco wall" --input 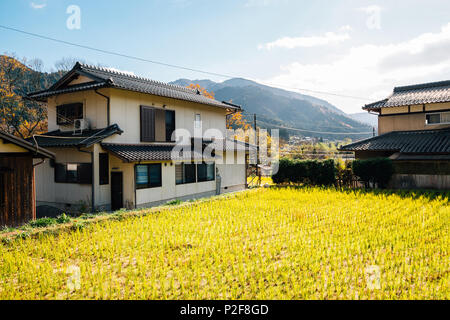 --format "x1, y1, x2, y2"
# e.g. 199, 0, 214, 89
35, 148, 92, 208
46, 89, 109, 132
104, 89, 228, 144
